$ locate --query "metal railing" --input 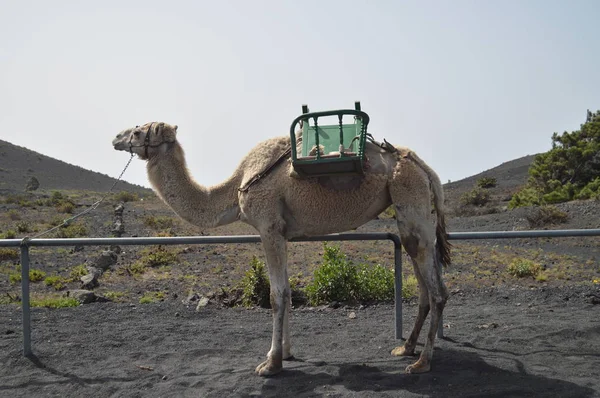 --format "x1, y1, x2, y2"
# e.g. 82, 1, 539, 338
1, 228, 599, 357
0, 233, 403, 357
